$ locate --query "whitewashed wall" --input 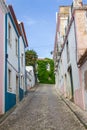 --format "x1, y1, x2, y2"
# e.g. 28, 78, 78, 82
26, 66, 35, 89
7, 15, 19, 94
19, 36, 25, 91
0, 4, 5, 114
68, 22, 80, 90
81, 61, 87, 109
56, 21, 80, 99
